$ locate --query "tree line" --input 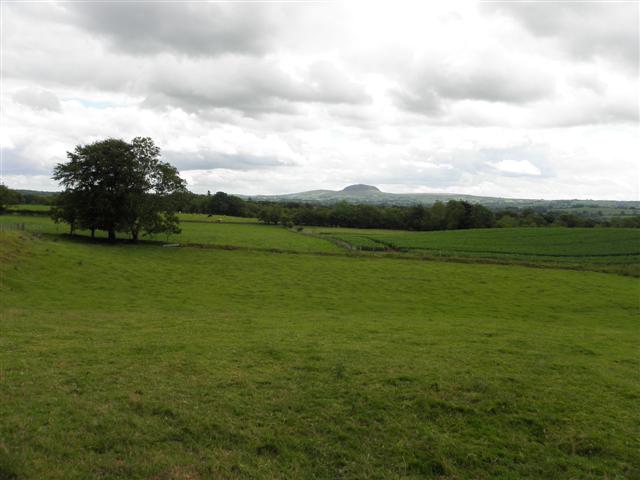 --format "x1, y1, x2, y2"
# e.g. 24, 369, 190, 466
179, 191, 640, 230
